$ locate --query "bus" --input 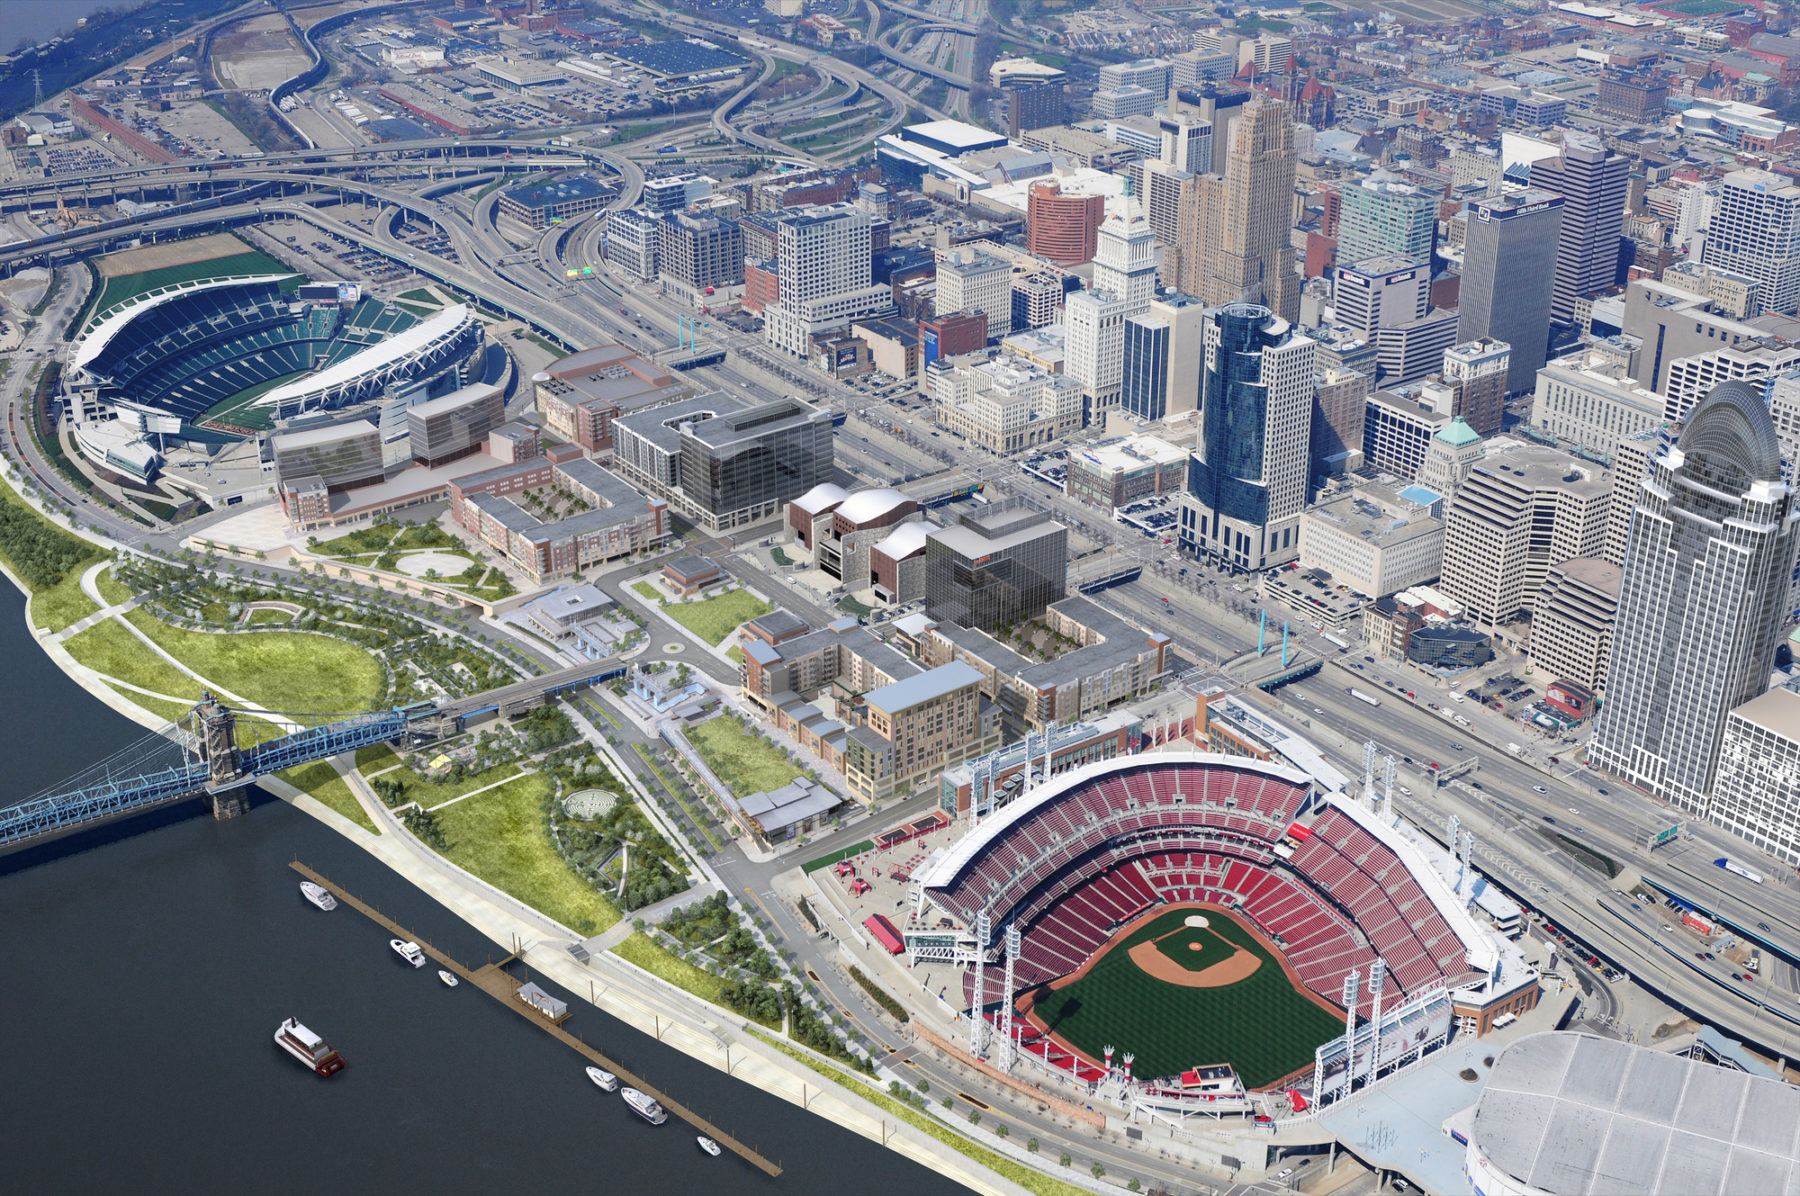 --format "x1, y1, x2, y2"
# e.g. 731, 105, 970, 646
1348, 688, 1381, 707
